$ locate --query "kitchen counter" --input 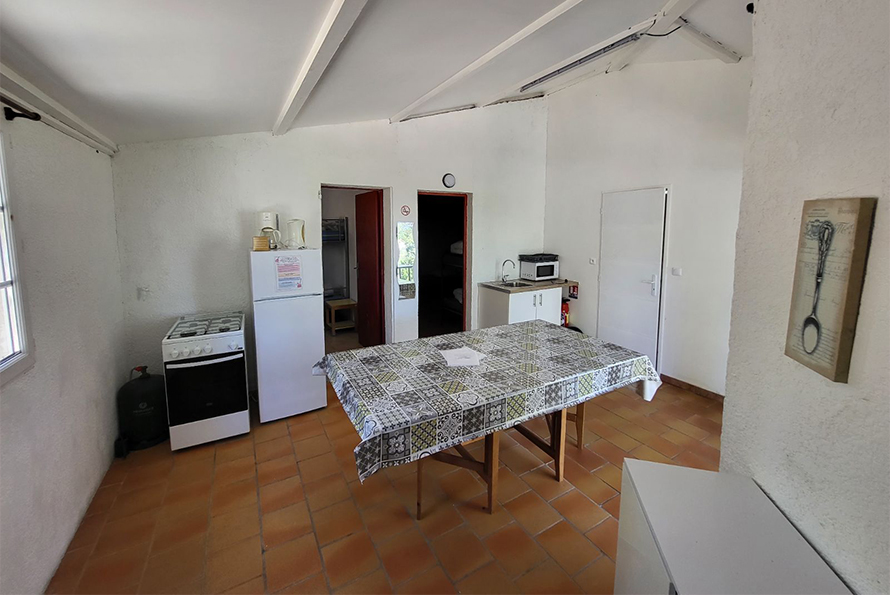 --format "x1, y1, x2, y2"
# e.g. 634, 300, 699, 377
479, 278, 578, 294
